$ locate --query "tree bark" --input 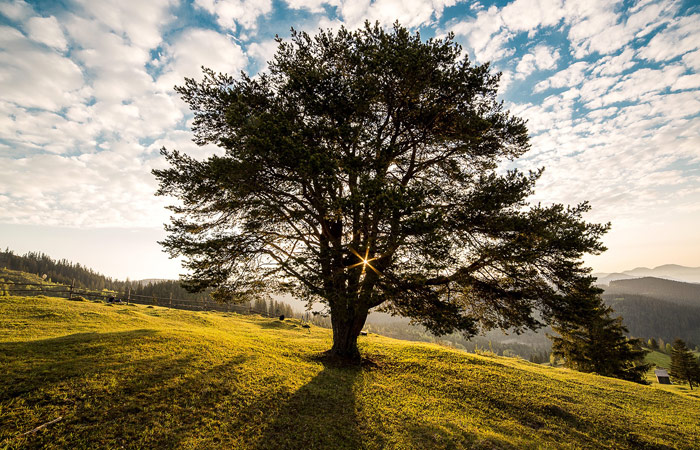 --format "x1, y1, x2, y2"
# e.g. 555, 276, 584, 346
329, 304, 368, 361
